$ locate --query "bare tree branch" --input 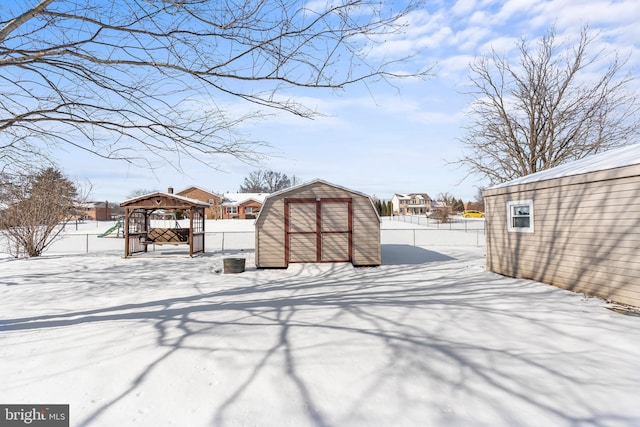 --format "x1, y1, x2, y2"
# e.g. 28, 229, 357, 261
0, 0, 432, 172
